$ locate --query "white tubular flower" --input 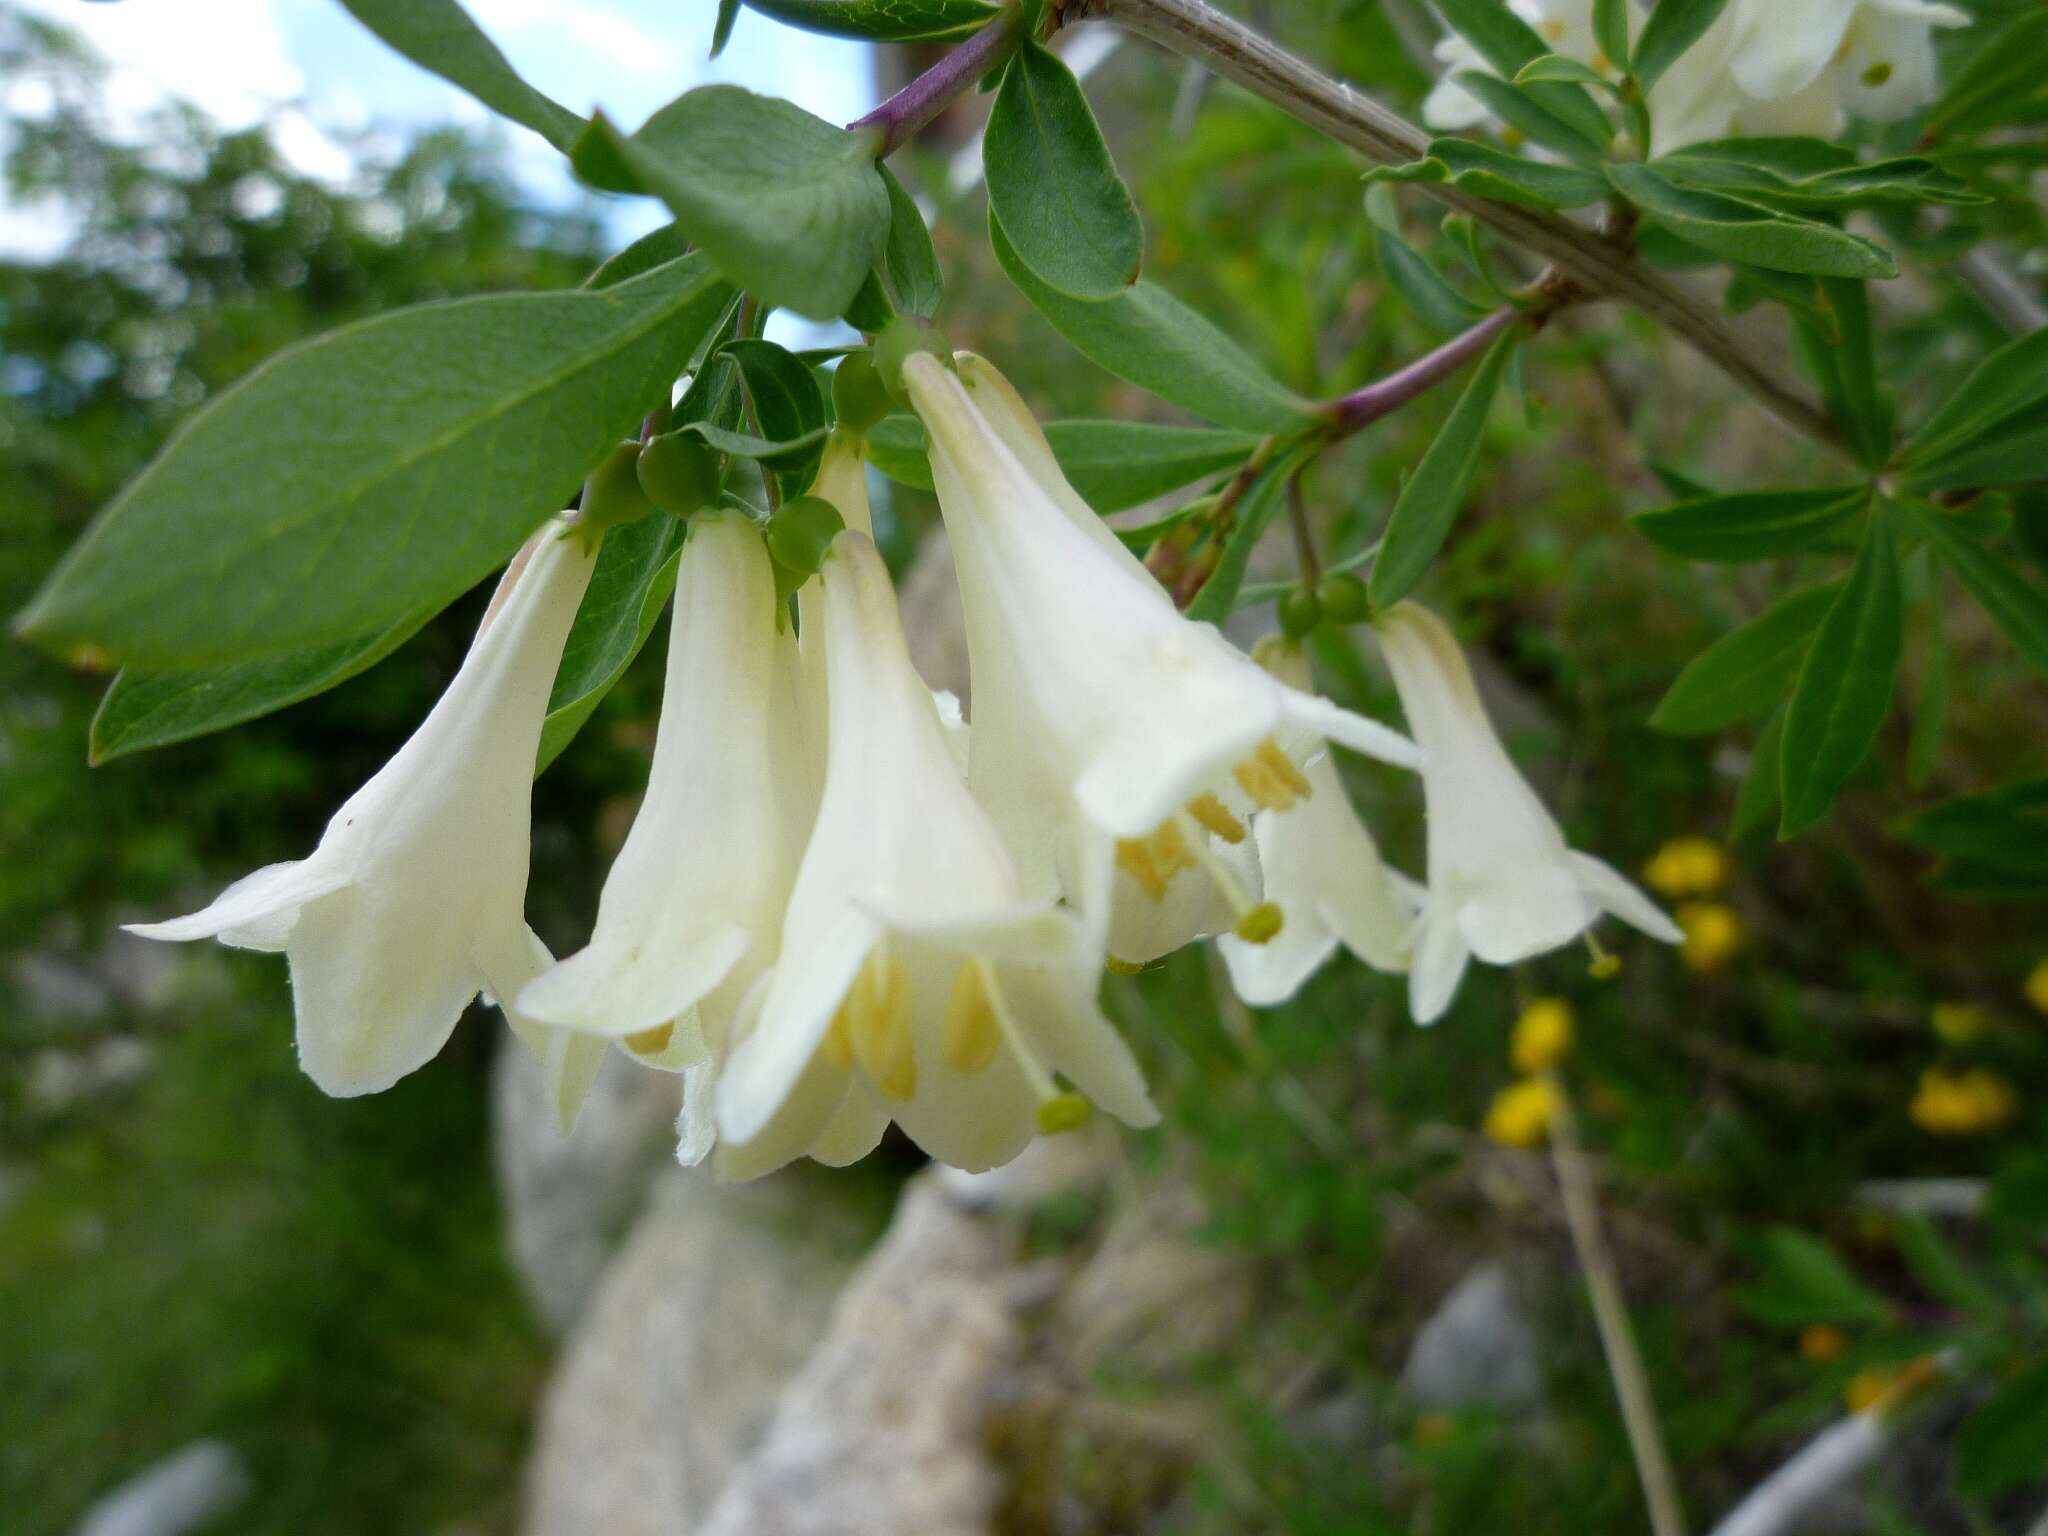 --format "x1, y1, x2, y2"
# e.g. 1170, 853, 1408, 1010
1218, 638, 1421, 1007
1724, 0, 1965, 108
715, 531, 1157, 1175
517, 512, 807, 1073
902, 350, 1420, 965
1372, 603, 1680, 1024
128, 519, 601, 1116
